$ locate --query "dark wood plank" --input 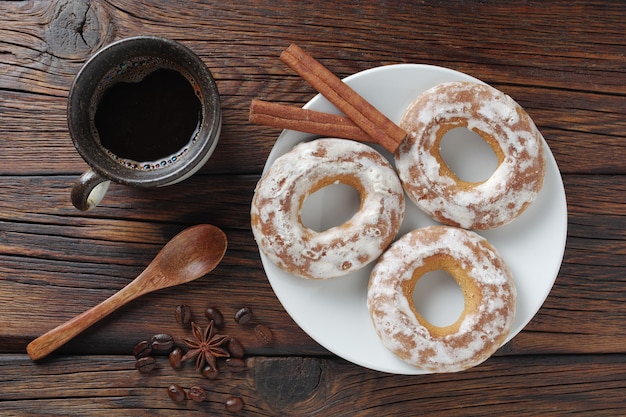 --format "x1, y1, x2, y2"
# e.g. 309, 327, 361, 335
0, 174, 257, 229
1, 353, 625, 416
0, 226, 325, 356
1, 1, 625, 175
0, 174, 625, 357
